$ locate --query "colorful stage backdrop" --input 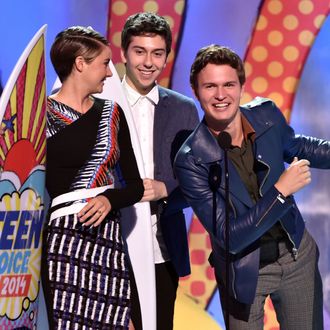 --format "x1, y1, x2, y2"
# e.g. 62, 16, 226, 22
1, 1, 330, 328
